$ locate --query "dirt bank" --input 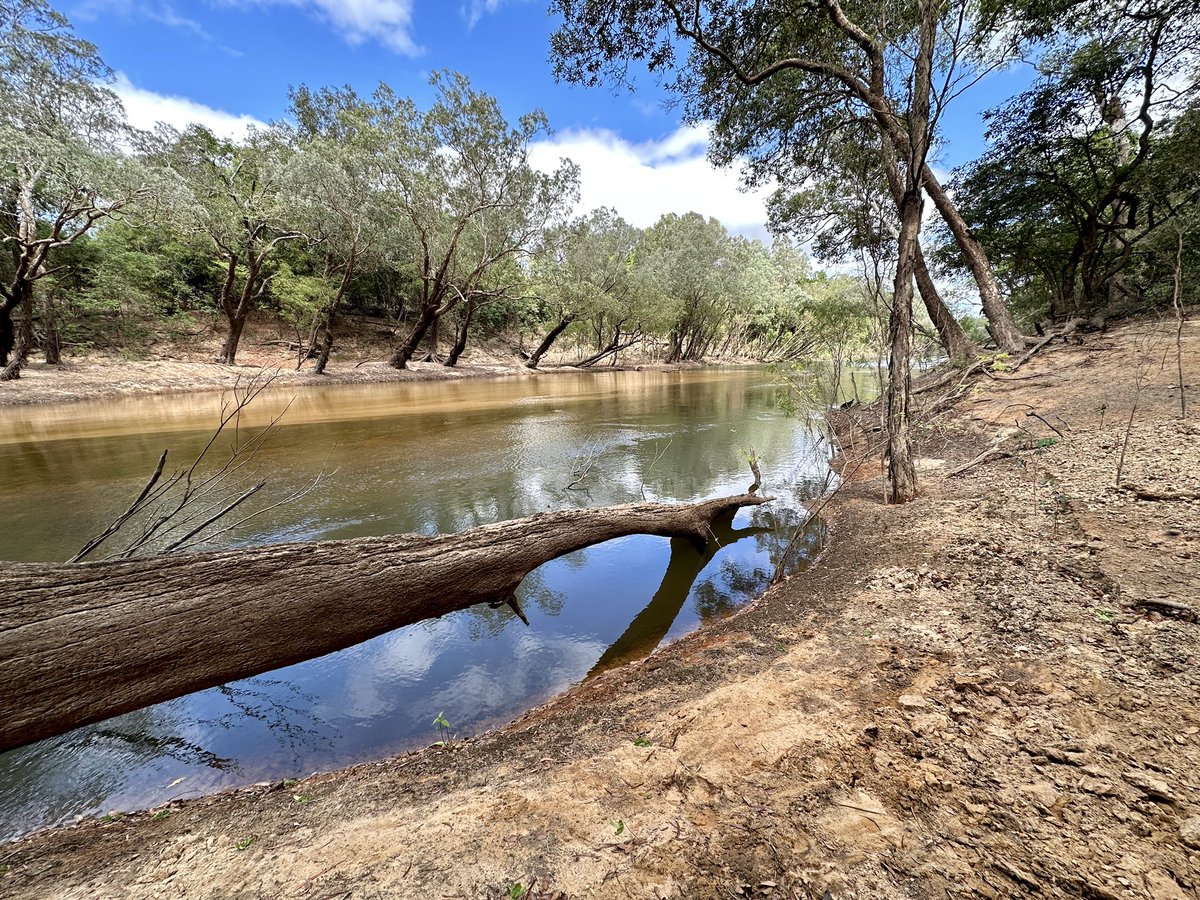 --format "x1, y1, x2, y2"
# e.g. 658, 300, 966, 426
2, 317, 1198, 899
0, 319, 710, 408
